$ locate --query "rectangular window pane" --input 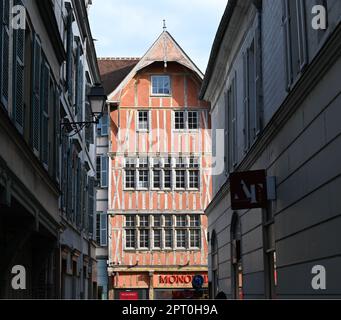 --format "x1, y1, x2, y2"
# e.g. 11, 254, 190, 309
154, 215, 161, 227
176, 215, 186, 227
188, 111, 199, 129
165, 229, 173, 248
101, 114, 108, 136
153, 170, 161, 189
152, 75, 170, 95
176, 229, 186, 248
174, 111, 185, 130
154, 230, 161, 248
126, 215, 135, 227
125, 170, 135, 188
176, 171, 185, 189
164, 170, 172, 189
126, 229, 135, 248
190, 215, 200, 227
138, 170, 149, 189
140, 229, 149, 248
140, 215, 149, 227
96, 156, 101, 181
138, 111, 149, 131
189, 170, 199, 189
164, 215, 172, 227
139, 158, 148, 168
101, 156, 108, 187
190, 229, 200, 248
